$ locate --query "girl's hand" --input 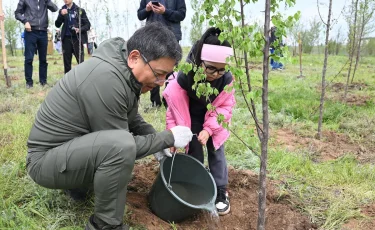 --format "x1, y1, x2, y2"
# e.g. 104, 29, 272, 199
198, 130, 210, 145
